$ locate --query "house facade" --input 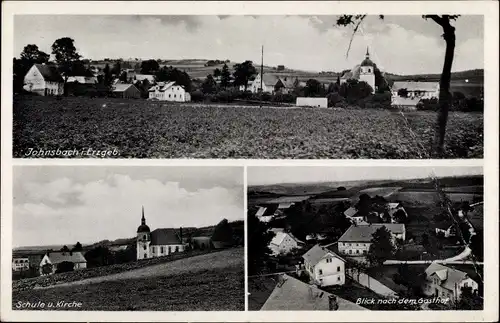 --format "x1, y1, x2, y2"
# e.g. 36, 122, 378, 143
39, 251, 87, 275
12, 257, 29, 271
136, 207, 187, 260
391, 81, 439, 100
338, 224, 406, 256
112, 83, 141, 99
23, 64, 64, 96
66, 76, 98, 84
148, 82, 191, 102
268, 228, 304, 255
302, 245, 346, 287
423, 263, 479, 301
